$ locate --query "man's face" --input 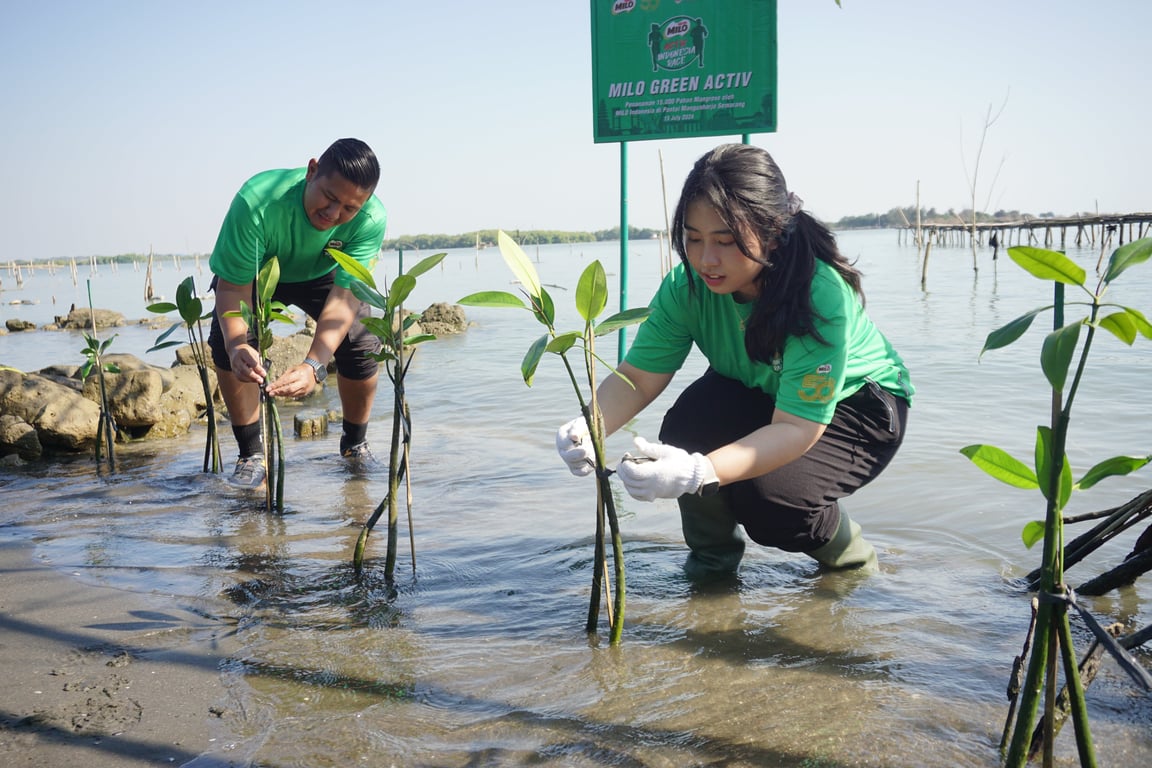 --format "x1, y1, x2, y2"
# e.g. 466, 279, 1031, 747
302, 159, 374, 231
